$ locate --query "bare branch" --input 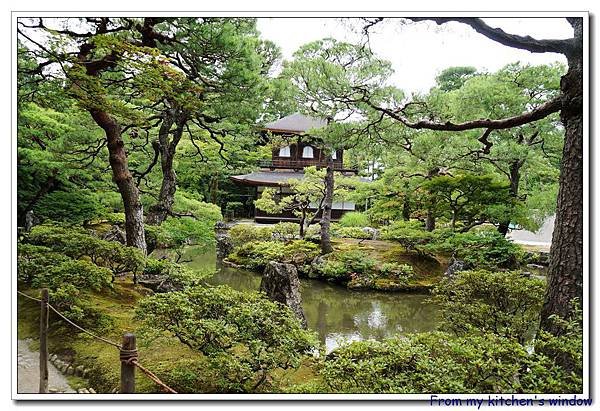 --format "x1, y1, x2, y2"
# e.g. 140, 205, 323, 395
409, 18, 572, 55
